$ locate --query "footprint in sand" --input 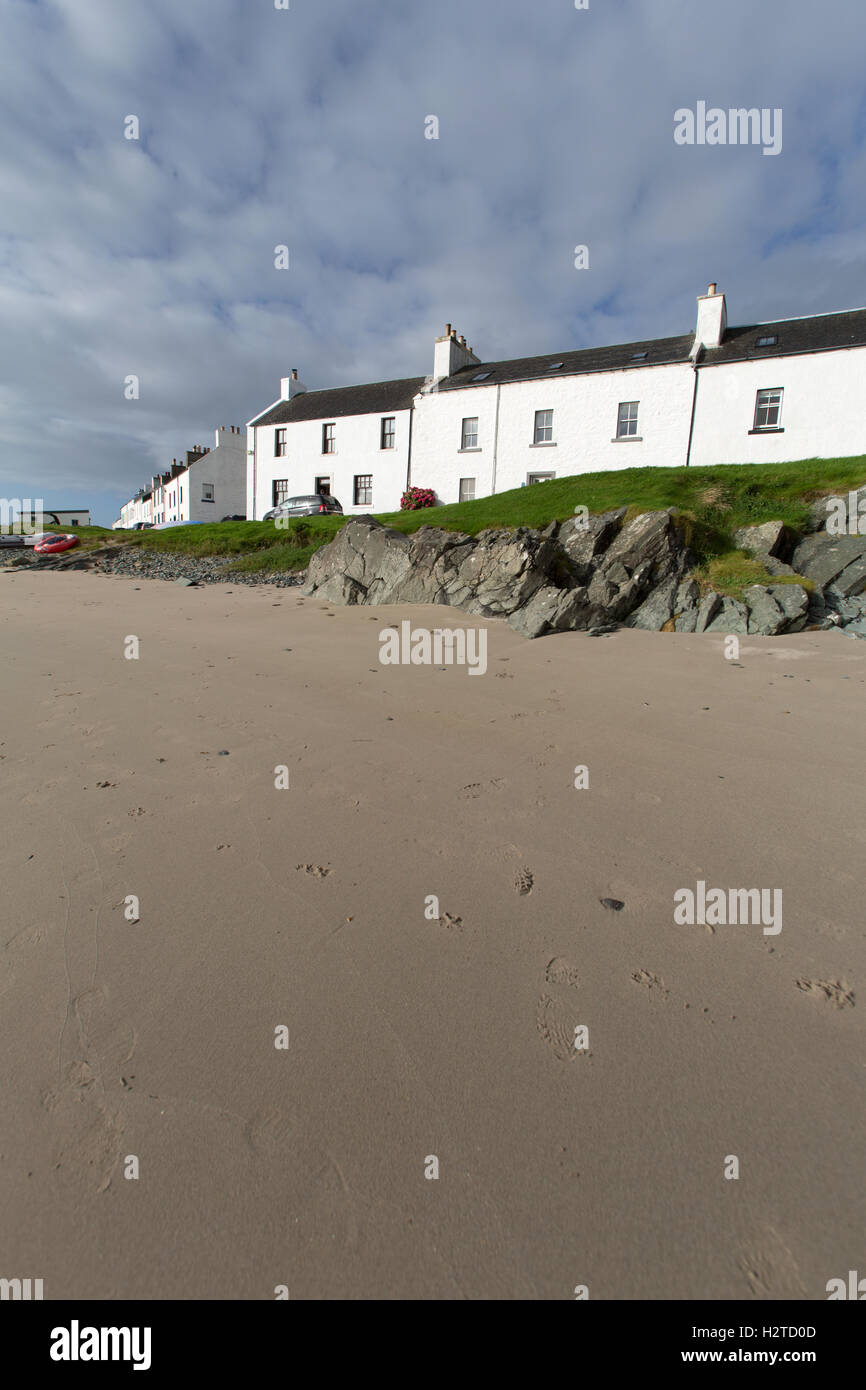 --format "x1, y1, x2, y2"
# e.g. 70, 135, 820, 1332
459, 778, 506, 800
795, 978, 855, 1009
737, 1227, 807, 1298
514, 868, 534, 897
545, 957, 580, 988
43, 985, 129, 1194
244, 1107, 299, 1157
536, 956, 586, 1061
297, 863, 331, 878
